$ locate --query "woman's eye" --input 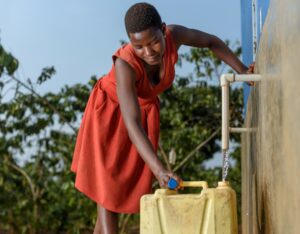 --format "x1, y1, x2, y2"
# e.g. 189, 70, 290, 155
152, 40, 159, 45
